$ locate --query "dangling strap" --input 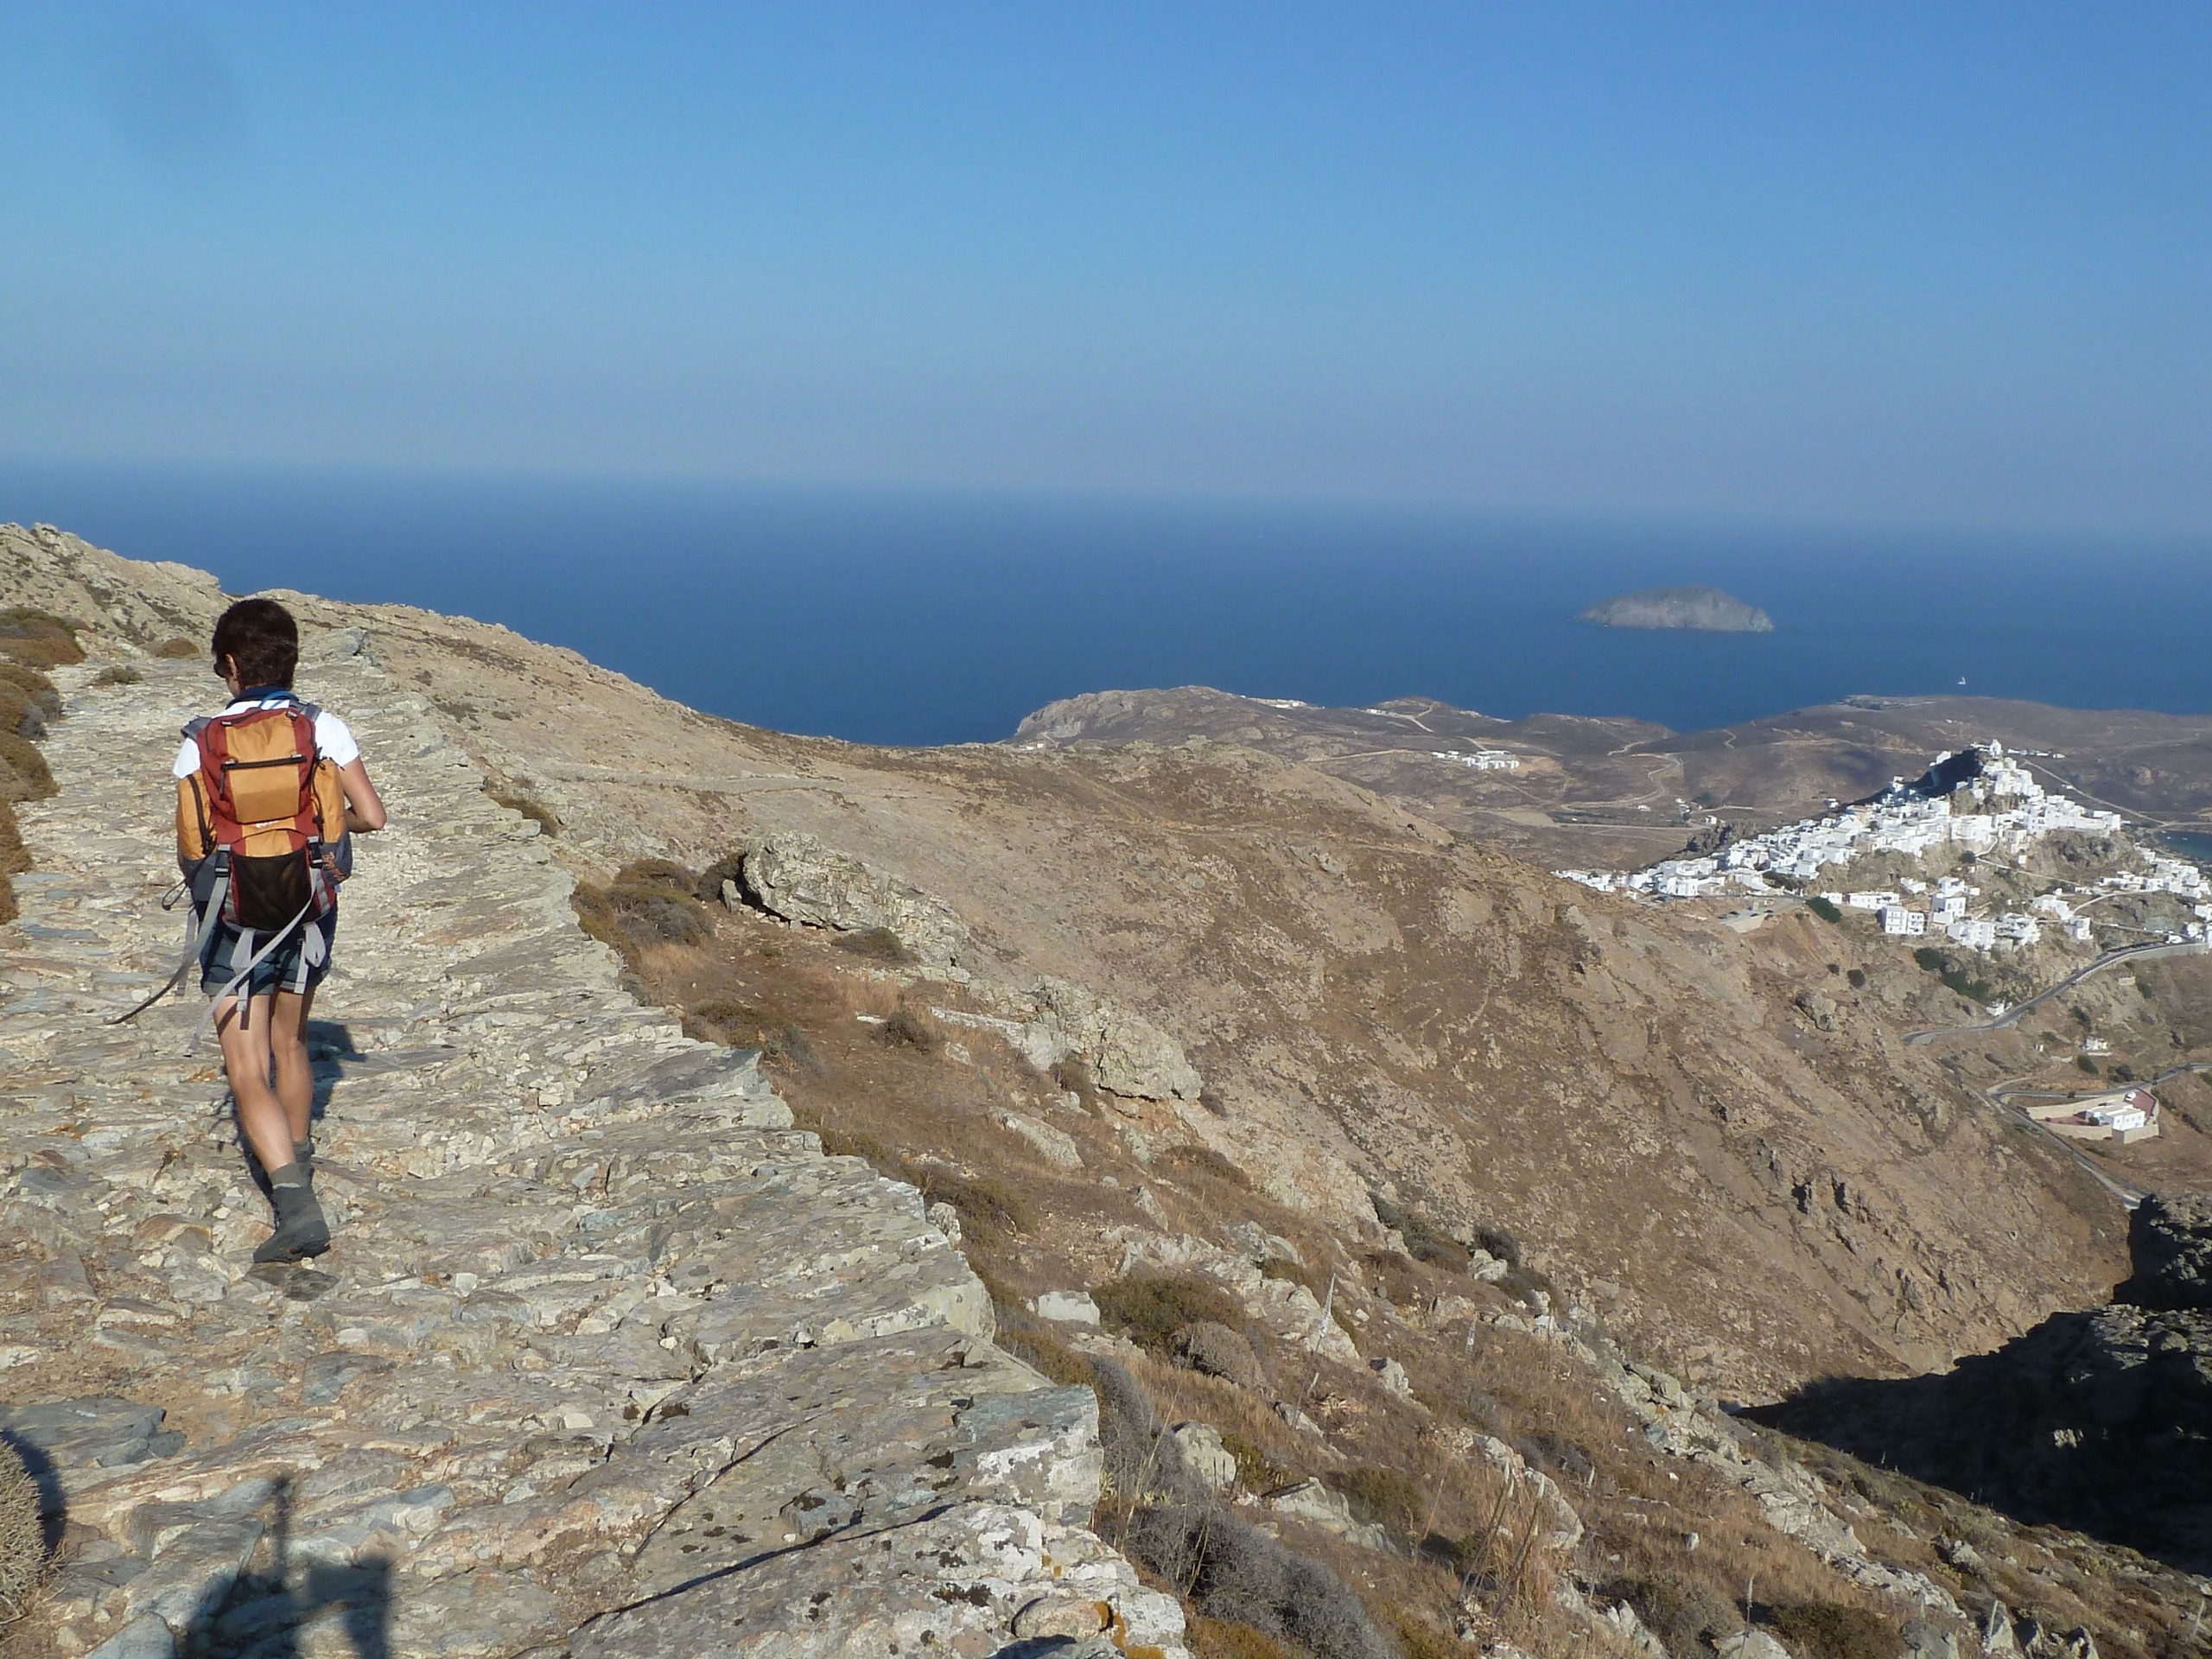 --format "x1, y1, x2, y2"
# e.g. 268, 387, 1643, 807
109, 861, 232, 1027
184, 899, 314, 1056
